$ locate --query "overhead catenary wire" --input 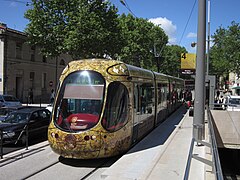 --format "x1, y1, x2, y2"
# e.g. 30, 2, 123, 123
3, 0, 196, 45
178, 0, 197, 45
120, 0, 137, 17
